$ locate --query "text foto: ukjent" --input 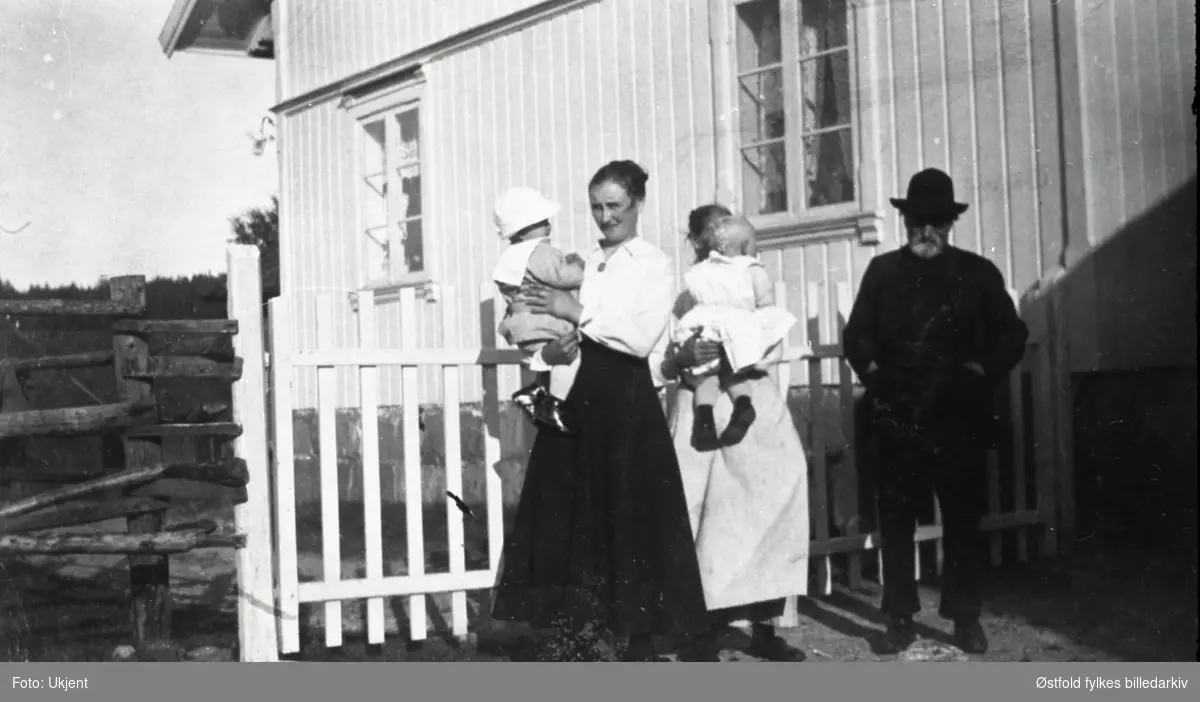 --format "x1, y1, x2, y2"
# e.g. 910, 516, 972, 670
12, 676, 89, 691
